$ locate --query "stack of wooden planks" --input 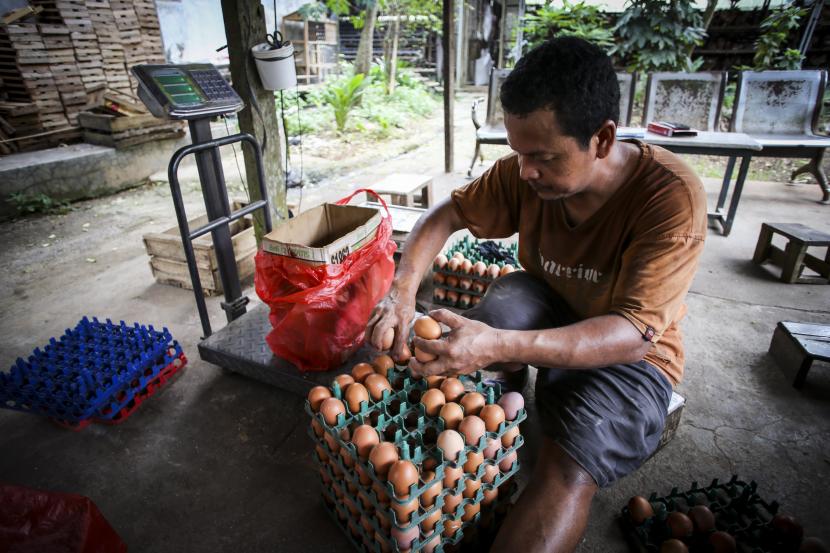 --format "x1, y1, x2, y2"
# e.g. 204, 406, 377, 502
0, 0, 167, 153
